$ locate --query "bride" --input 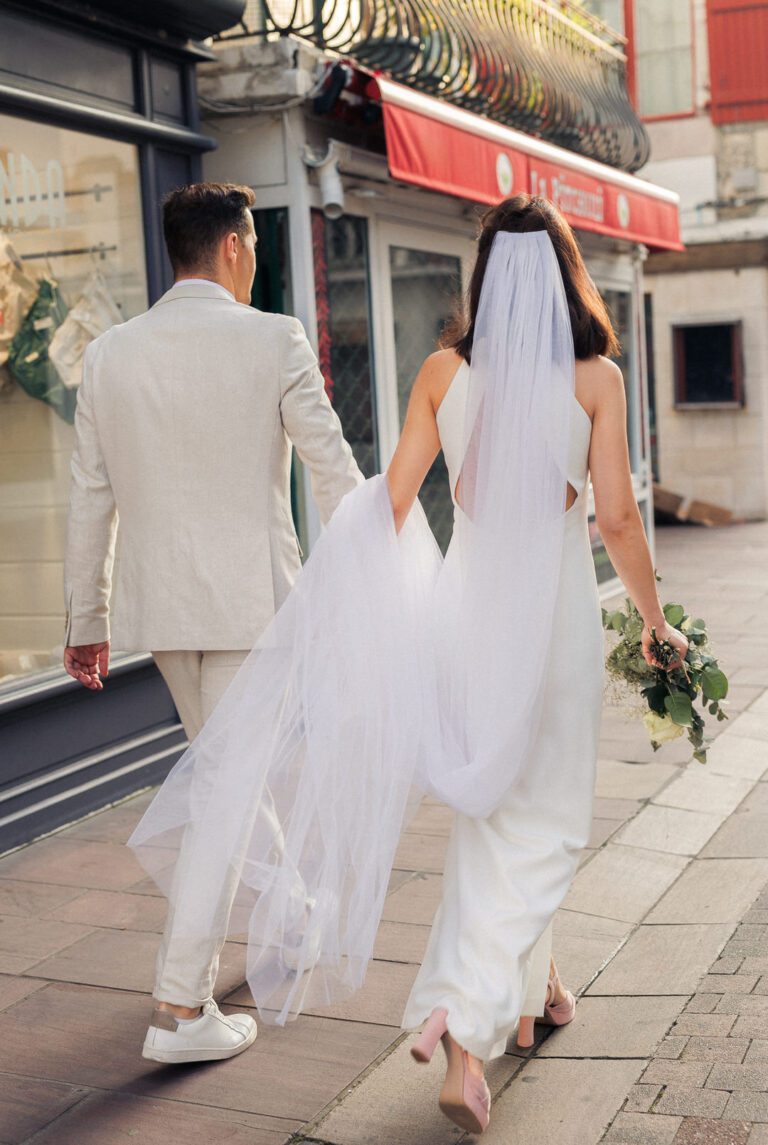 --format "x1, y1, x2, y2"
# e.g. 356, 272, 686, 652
129, 193, 687, 1135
